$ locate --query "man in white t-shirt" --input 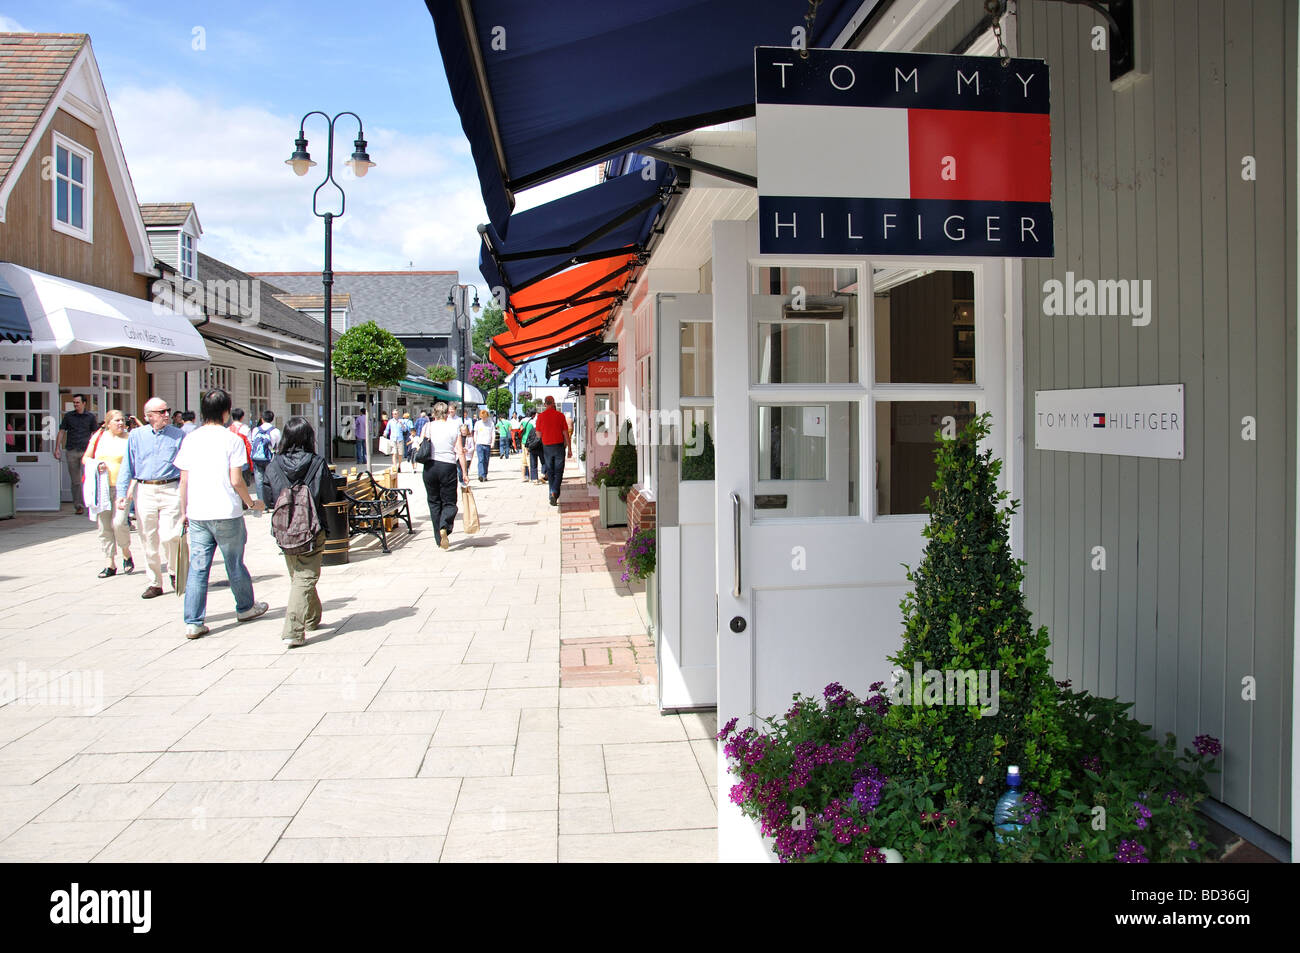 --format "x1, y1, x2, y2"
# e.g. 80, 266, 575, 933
175, 388, 268, 640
